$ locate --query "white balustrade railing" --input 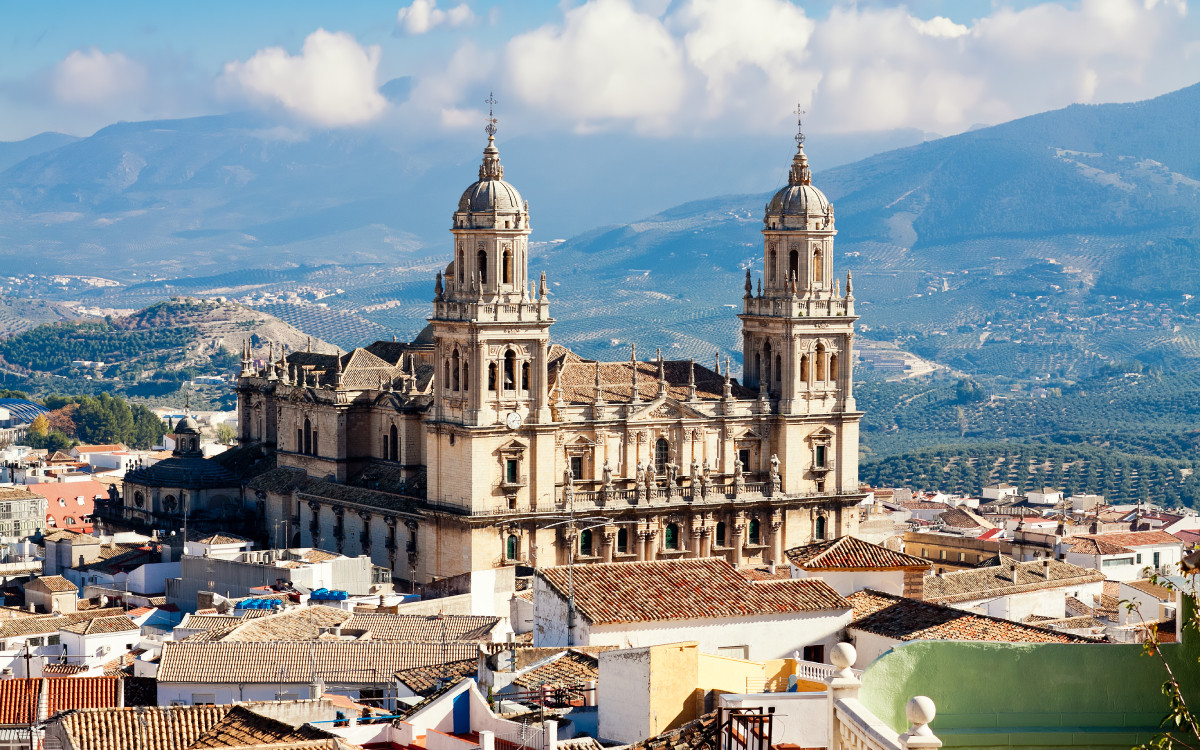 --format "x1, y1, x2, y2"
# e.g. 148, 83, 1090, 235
826, 643, 940, 750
